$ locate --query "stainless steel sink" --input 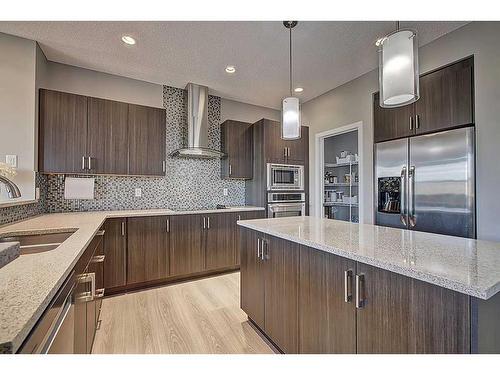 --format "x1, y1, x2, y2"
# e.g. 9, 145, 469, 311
0, 230, 76, 255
